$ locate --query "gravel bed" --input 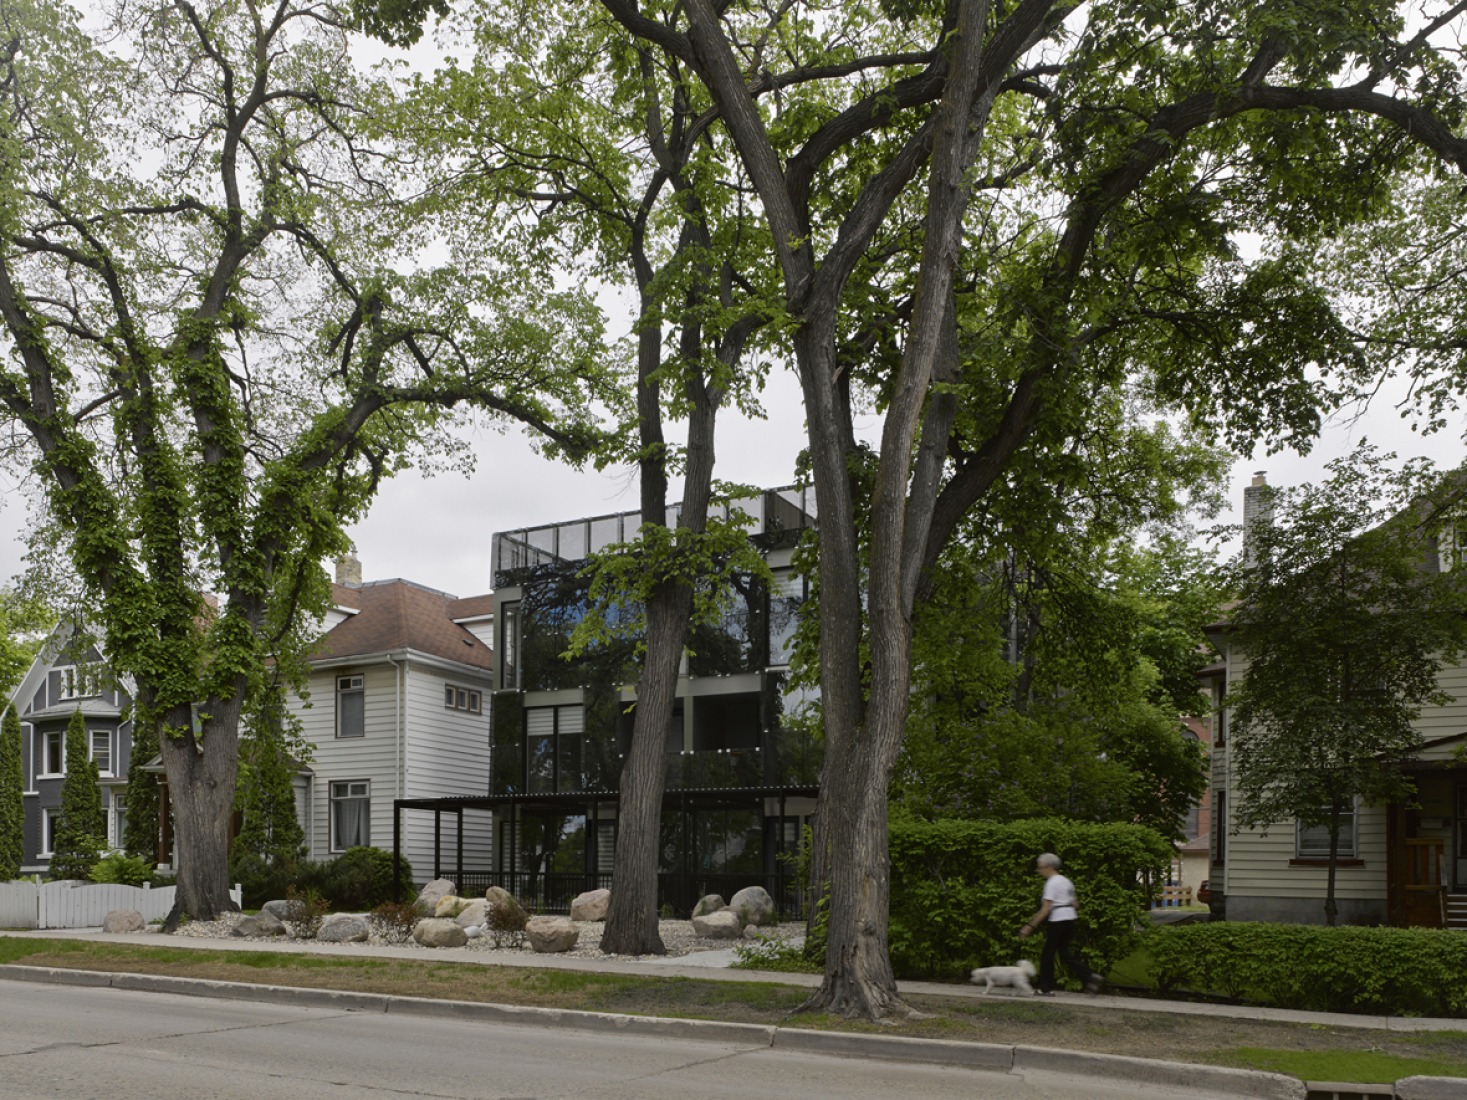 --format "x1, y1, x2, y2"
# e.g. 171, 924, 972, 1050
163, 912, 803, 960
